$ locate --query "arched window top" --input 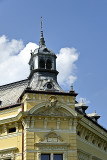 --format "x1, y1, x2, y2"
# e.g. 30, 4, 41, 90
77, 131, 81, 136
92, 140, 95, 144
104, 147, 107, 151
40, 58, 45, 69
98, 143, 101, 148
46, 59, 52, 69
85, 135, 89, 141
